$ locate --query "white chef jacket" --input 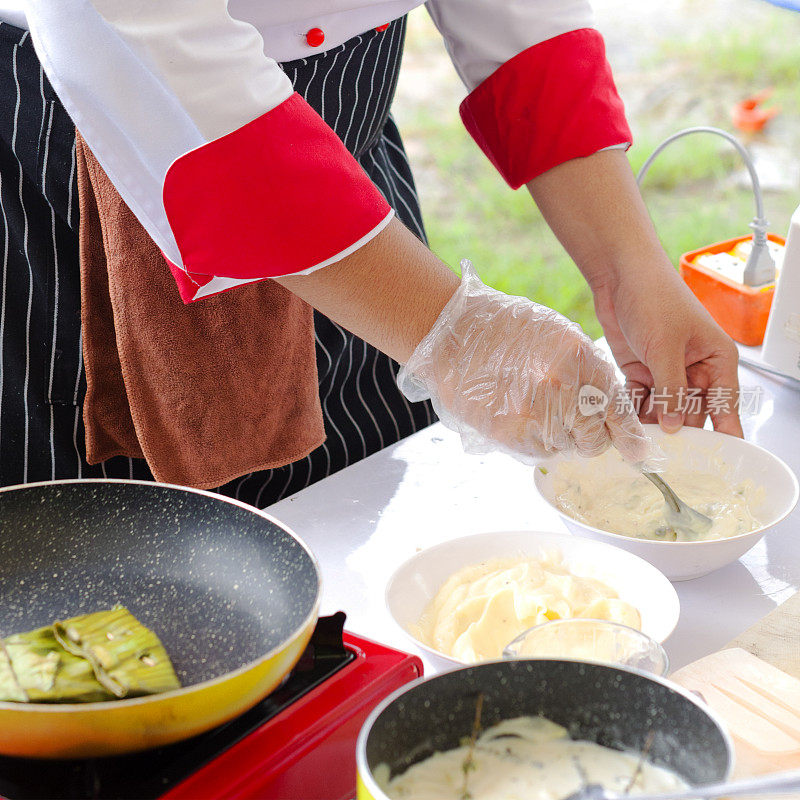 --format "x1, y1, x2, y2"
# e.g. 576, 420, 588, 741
8, 1, 630, 302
